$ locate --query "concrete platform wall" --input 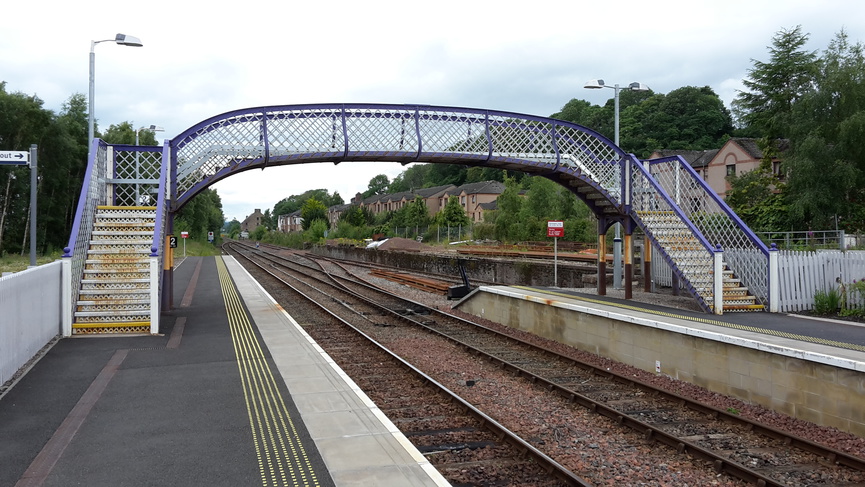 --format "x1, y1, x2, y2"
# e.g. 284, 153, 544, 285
0, 261, 62, 388
456, 288, 865, 437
